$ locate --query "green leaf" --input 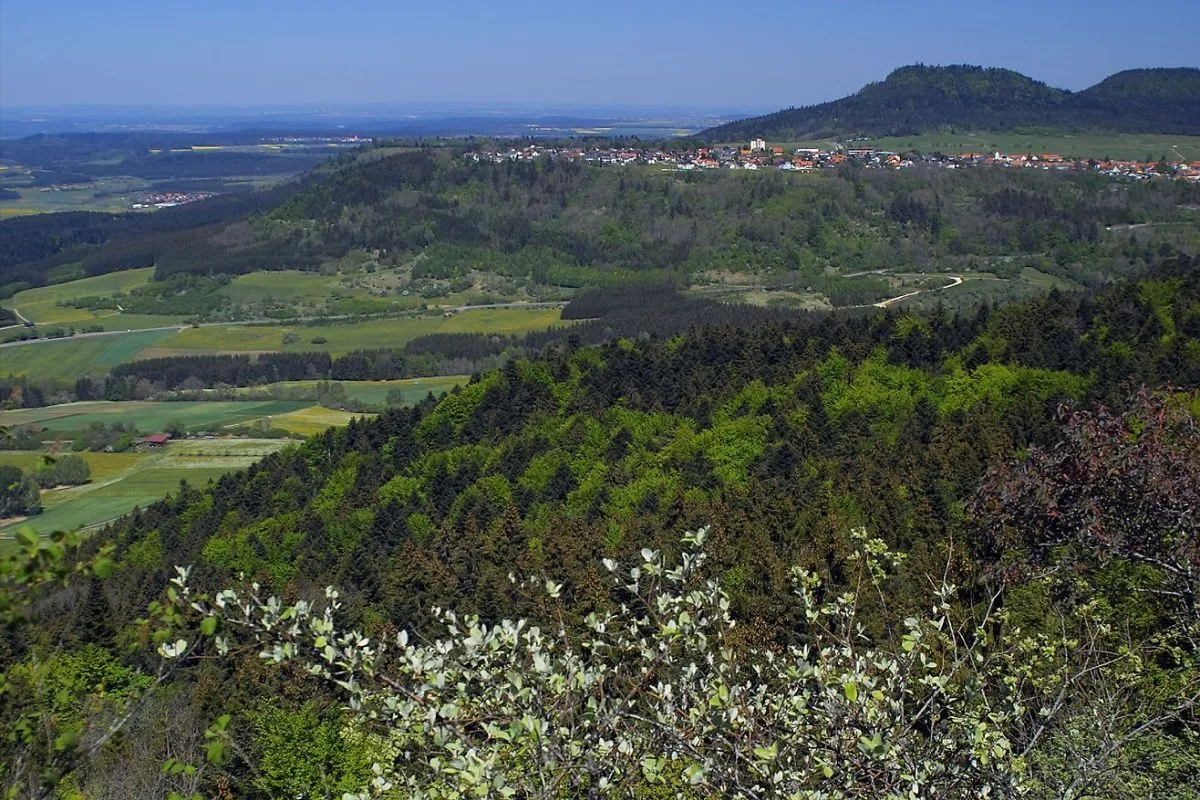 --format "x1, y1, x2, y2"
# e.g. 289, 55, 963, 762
843, 681, 858, 702
205, 740, 226, 765
14, 527, 37, 548
92, 557, 115, 579
199, 616, 218, 636
753, 742, 778, 761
